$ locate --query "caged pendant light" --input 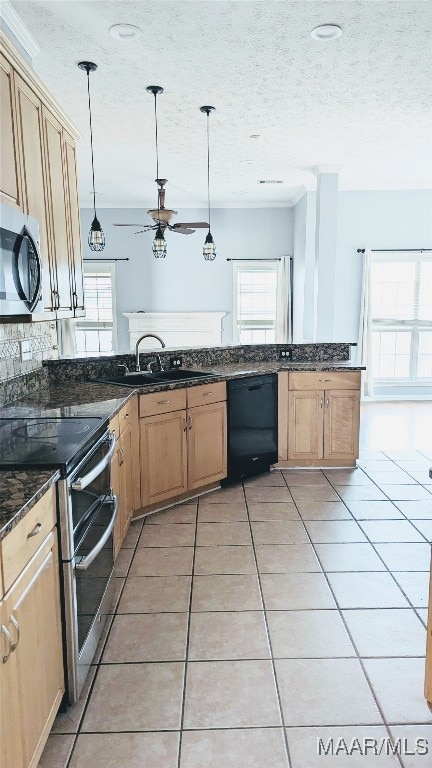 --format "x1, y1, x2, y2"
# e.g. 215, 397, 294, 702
78, 61, 105, 251
147, 86, 167, 258
200, 105, 216, 261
